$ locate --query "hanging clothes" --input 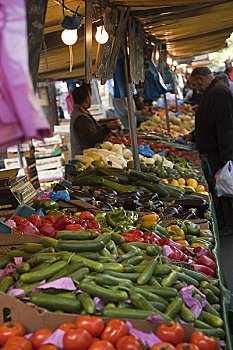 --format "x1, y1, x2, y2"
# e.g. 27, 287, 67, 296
139, 61, 167, 100
0, 0, 52, 151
